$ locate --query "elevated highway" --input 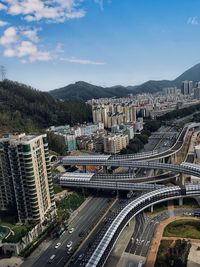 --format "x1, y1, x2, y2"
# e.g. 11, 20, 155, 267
86, 184, 200, 267
59, 162, 200, 191
60, 173, 165, 191
94, 171, 178, 183
61, 161, 200, 178
59, 123, 200, 266
62, 123, 200, 165
60, 171, 179, 189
